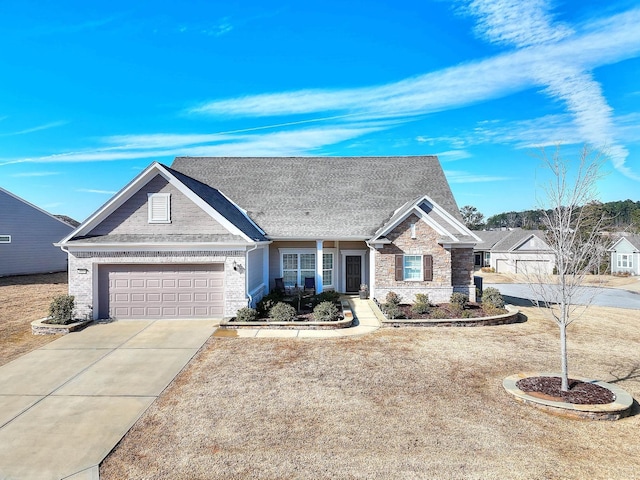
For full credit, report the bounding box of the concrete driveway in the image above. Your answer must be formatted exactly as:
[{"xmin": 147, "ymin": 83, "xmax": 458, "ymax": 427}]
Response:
[
  {"xmin": 486, "ymin": 283, "xmax": 640, "ymax": 310},
  {"xmin": 0, "ymin": 319, "xmax": 217, "ymax": 480}
]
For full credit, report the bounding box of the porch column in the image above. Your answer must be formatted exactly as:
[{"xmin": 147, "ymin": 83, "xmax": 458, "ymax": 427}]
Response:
[
  {"xmin": 316, "ymin": 240, "xmax": 323, "ymax": 294},
  {"xmin": 368, "ymin": 245, "xmax": 376, "ymax": 299}
]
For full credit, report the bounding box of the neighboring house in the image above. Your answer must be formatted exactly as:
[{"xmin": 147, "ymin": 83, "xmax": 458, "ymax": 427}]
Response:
[
  {"xmin": 473, "ymin": 228, "xmax": 555, "ymax": 275},
  {"xmin": 608, "ymin": 234, "xmax": 640, "ymax": 275},
  {"xmin": 0, "ymin": 187, "xmax": 75, "ymax": 276},
  {"xmin": 58, "ymin": 157, "xmax": 479, "ymax": 320}
]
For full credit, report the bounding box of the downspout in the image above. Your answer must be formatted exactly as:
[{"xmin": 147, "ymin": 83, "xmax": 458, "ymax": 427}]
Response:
[{"xmin": 245, "ymin": 243, "xmax": 259, "ymax": 308}]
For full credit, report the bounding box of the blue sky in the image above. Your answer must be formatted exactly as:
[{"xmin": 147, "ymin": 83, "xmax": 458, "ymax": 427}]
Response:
[{"xmin": 1, "ymin": 0, "xmax": 640, "ymax": 222}]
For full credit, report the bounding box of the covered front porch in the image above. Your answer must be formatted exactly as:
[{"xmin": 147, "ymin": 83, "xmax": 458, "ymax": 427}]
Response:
[{"xmin": 267, "ymin": 240, "xmax": 371, "ymax": 294}]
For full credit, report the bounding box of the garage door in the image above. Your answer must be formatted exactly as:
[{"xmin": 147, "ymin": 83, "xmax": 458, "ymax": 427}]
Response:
[
  {"xmin": 98, "ymin": 264, "xmax": 224, "ymax": 319},
  {"xmin": 515, "ymin": 260, "xmax": 552, "ymax": 275}
]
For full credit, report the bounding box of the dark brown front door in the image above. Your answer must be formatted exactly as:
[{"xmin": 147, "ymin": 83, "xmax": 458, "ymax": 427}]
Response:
[{"xmin": 345, "ymin": 256, "xmax": 361, "ymax": 292}]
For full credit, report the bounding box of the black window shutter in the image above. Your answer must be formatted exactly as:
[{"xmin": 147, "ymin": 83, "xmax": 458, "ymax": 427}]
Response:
[
  {"xmin": 423, "ymin": 255, "xmax": 433, "ymax": 281},
  {"xmin": 395, "ymin": 255, "xmax": 404, "ymax": 281}
]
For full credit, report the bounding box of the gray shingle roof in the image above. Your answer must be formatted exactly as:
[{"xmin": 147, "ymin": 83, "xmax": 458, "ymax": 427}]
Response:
[
  {"xmin": 170, "ymin": 156, "xmax": 461, "ymax": 239},
  {"xmin": 163, "ymin": 165, "xmax": 267, "ymax": 242},
  {"xmin": 472, "ymin": 229, "xmax": 550, "ymax": 252}
]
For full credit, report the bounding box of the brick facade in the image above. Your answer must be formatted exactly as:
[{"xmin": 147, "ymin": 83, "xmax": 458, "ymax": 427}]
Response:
[{"xmin": 374, "ymin": 214, "xmax": 475, "ymax": 303}]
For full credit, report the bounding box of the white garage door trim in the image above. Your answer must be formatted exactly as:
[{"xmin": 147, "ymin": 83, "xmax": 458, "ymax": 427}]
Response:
[{"xmin": 98, "ymin": 264, "xmax": 224, "ymax": 319}]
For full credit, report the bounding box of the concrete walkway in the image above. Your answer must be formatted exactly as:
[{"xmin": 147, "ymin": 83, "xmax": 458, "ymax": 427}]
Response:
[
  {"xmin": 223, "ymin": 297, "xmax": 383, "ymax": 338},
  {"xmin": 0, "ymin": 319, "xmax": 218, "ymax": 480}
]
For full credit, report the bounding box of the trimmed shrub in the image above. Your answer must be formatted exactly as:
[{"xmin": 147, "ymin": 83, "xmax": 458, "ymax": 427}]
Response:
[
  {"xmin": 313, "ymin": 301, "xmax": 340, "ymax": 322},
  {"xmin": 48, "ymin": 294, "xmax": 75, "ymax": 325},
  {"xmin": 385, "ymin": 291, "xmax": 401, "ymax": 306},
  {"xmin": 383, "ymin": 303, "xmax": 405, "ymax": 319},
  {"xmin": 481, "ymin": 266, "xmax": 495, "ymax": 273},
  {"xmin": 257, "ymin": 291, "xmax": 282, "ymax": 317},
  {"xmin": 429, "ymin": 307, "xmax": 449, "ymax": 319},
  {"xmin": 450, "ymin": 292, "xmax": 468, "ymax": 310},
  {"xmin": 235, "ymin": 307, "xmax": 258, "ymax": 322},
  {"xmin": 269, "ymin": 302, "xmax": 298, "ymax": 322},
  {"xmin": 481, "ymin": 287, "xmax": 505, "ymax": 309},
  {"xmin": 311, "ymin": 290, "xmax": 341, "ymax": 307},
  {"xmin": 411, "ymin": 293, "xmax": 430, "ymax": 314}
]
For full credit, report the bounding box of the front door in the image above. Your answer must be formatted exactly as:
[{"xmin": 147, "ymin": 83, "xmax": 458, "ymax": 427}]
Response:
[{"xmin": 345, "ymin": 256, "xmax": 361, "ymax": 293}]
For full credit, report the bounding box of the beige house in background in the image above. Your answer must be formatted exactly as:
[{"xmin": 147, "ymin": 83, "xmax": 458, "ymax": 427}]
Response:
[{"xmin": 473, "ymin": 228, "xmax": 555, "ymax": 275}]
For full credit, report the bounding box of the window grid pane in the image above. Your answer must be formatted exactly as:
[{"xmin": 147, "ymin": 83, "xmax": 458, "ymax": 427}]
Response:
[
  {"xmin": 283, "ymin": 254, "xmax": 298, "ymax": 270},
  {"xmin": 404, "ymin": 255, "xmax": 422, "ymax": 280},
  {"xmin": 300, "ymin": 254, "xmax": 315, "ymax": 270}
]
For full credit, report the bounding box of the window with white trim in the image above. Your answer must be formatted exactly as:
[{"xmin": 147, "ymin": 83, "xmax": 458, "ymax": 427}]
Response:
[
  {"xmin": 403, "ymin": 255, "xmax": 422, "ymax": 280},
  {"xmin": 148, "ymin": 193, "xmax": 171, "ymax": 223},
  {"xmin": 282, "ymin": 252, "xmax": 316, "ymax": 287},
  {"xmin": 322, "ymin": 253, "xmax": 334, "ymax": 287},
  {"xmin": 0, "ymin": 235, "xmax": 11, "ymax": 243},
  {"xmin": 617, "ymin": 253, "xmax": 632, "ymax": 269}
]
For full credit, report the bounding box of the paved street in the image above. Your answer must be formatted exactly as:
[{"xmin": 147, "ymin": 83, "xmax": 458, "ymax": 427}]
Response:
[{"xmin": 486, "ymin": 283, "xmax": 640, "ymax": 310}]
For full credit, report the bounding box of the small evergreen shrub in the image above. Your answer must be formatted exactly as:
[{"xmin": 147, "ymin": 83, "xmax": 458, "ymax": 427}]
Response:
[
  {"xmin": 311, "ymin": 290, "xmax": 340, "ymax": 307},
  {"xmin": 269, "ymin": 302, "xmax": 298, "ymax": 322},
  {"xmin": 313, "ymin": 301, "xmax": 340, "ymax": 322},
  {"xmin": 48, "ymin": 294, "xmax": 75, "ymax": 325},
  {"xmin": 429, "ymin": 307, "xmax": 449, "ymax": 319},
  {"xmin": 449, "ymin": 292, "xmax": 468, "ymax": 310},
  {"xmin": 235, "ymin": 307, "xmax": 258, "ymax": 322},
  {"xmin": 411, "ymin": 293, "xmax": 430, "ymax": 314},
  {"xmin": 481, "ymin": 287, "xmax": 505, "ymax": 309},
  {"xmin": 257, "ymin": 291, "xmax": 282, "ymax": 316},
  {"xmin": 385, "ymin": 291, "xmax": 401, "ymax": 306},
  {"xmin": 383, "ymin": 303, "xmax": 405, "ymax": 319}
]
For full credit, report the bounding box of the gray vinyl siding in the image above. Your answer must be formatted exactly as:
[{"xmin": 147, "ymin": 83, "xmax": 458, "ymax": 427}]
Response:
[
  {"xmin": 247, "ymin": 247, "xmax": 264, "ymax": 293},
  {"xmin": 0, "ymin": 190, "xmax": 73, "ymax": 276},
  {"xmin": 89, "ymin": 175, "xmax": 232, "ymax": 236}
]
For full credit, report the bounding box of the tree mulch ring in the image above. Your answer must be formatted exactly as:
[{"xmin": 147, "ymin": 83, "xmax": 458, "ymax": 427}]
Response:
[{"xmin": 516, "ymin": 376, "xmax": 615, "ymax": 405}]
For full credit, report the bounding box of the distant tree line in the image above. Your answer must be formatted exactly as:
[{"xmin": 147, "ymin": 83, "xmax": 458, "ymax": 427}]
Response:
[{"xmin": 467, "ymin": 199, "xmax": 640, "ymax": 232}]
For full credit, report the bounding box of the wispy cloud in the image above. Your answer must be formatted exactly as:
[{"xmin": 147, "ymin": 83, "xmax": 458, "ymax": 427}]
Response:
[
  {"xmin": 186, "ymin": 4, "xmax": 640, "ymax": 178},
  {"xmin": 77, "ymin": 188, "xmax": 118, "ymax": 195},
  {"xmin": 178, "ymin": 16, "xmax": 233, "ymax": 37},
  {"xmin": 435, "ymin": 150, "xmax": 472, "ymax": 161},
  {"xmin": 0, "ymin": 122, "xmax": 392, "ymax": 165},
  {"xmin": 0, "ymin": 121, "xmax": 67, "ymax": 137},
  {"xmin": 464, "ymin": 0, "xmax": 574, "ymax": 47},
  {"xmin": 464, "ymin": 0, "xmax": 638, "ymax": 179},
  {"xmin": 445, "ymin": 170, "xmax": 511, "ymax": 183}
]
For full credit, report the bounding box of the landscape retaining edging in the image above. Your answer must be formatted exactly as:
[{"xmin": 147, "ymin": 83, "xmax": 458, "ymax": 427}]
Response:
[
  {"xmin": 219, "ymin": 300, "xmax": 354, "ymax": 330},
  {"xmin": 503, "ymin": 372, "xmax": 634, "ymax": 421},
  {"xmin": 31, "ymin": 317, "xmax": 93, "ymax": 335},
  {"xmin": 378, "ymin": 304, "xmax": 520, "ymax": 327}
]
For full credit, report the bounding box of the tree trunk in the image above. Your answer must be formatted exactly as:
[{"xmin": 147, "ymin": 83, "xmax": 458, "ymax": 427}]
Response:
[{"xmin": 560, "ymin": 316, "xmax": 569, "ymax": 391}]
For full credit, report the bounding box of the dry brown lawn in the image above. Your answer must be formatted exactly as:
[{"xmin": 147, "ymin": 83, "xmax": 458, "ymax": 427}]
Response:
[
  {"xmin": 101, "ymin": 305, "xmax": 640, "ymax": 480},
  {"xmin": 0, "ymin": 272, "xmax": 67, "ymax": 366}
]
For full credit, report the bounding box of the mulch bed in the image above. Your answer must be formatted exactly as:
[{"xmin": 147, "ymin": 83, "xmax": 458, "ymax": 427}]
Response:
[
  {"xmin": 396, "ymin": 303, "xmax": 506, "ymax": 319},
  {"xmin": 516, "ymin": 376, "xmax": 615, "ymax": 404}
]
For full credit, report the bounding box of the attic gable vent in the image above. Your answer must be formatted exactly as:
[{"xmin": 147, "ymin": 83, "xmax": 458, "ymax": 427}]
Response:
[{"xmin": 148, "ymin": 193, "xmax": 171, "ymax": 223}]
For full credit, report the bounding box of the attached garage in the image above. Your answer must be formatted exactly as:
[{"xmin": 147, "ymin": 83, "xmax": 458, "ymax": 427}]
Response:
[{"xmin": 98, "ymin": 264, "xmax": 224, "ymax": 319}]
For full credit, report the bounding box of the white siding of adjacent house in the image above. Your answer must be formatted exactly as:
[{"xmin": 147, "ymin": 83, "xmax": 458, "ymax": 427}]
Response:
[{"xmin": 610, "ymin": 238, "xmax": 640, "ymax": 275}]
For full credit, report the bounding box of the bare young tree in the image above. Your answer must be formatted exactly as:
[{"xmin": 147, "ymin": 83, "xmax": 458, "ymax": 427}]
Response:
[{"xmin": 524, "ymin": 145, "xmax": 608, "ymax": 391}]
